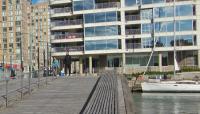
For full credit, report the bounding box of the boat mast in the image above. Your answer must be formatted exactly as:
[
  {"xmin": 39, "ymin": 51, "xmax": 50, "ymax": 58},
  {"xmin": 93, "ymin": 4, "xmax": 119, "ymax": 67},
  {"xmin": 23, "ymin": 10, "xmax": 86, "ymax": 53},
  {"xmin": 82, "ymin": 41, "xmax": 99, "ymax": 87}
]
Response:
[{"xmin": 173, "ymin": 0, "xmax": 176, "ymax": 77}]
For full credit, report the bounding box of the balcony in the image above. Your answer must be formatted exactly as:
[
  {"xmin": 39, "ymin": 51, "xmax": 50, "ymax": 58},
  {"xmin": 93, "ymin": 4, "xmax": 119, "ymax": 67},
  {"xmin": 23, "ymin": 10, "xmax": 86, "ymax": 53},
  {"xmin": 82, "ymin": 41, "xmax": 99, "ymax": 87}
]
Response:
[
  {"xmin": 50, "ymin": 0, "xmax": 71, "ymax": 5},
  {"xmin": 52, "ymin": 46, "xmax": 84, "ymax": 53},
  {"xmin": 52, "ymin": 33, "xmax": 83, "ymax": 40},
  {"xmin": 125, "ymin": 29, "xmax": 141, "ymax": 35},
  {"xmin": 51, "ymin": 7, "xmax": 71, "ymax": 14},
  {"xmin": 126, "ymin": 43, "xmax": 141, "ymax": 49},
  {"xmin": 51, "ymin": 20, "xmax": 83, "ymax": 30},
  {"xmin": 125, "ymin": 15, "xmax": 140, "ymax": 21},
  {"xmin": 95, "ymin": 2, "xmax": 120, "ymax": 9}
]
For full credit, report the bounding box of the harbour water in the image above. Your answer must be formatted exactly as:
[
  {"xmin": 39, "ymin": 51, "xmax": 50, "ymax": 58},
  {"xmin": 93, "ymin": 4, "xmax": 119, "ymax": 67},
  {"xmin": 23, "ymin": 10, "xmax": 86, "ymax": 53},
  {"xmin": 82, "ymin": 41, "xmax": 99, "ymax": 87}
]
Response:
[{"xmin": 133, "ymin": 93, "xmax": 200, "ymax": 114}]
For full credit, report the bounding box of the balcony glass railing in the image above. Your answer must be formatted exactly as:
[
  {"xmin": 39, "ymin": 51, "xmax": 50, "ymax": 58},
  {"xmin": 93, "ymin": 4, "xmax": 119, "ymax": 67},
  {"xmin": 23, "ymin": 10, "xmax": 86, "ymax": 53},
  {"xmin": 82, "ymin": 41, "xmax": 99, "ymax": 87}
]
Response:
[
  {"xmin": 125, "ymin": 14, "xmax": 140, "ymax": 21},
  {"xmin": 126, "ymin": 29, "xmax": 141, "ymax": 35},
  {"xmin": 52, "ymin": 46, "xmax": 84, "ymax": 52},
  {"xmin": 52, "ymin": 33, "xmax": 83, "ymax": 39},
  {"xmin": 51, "ymin": 7, "xmax": 72, "ymax": 14},
  {"xmin": 52, "ymin": 19, "xmax": 83, "ymax": 27},
  {"xmin": 95, "ymin": 2, "xmax": 120, "ymax": 9},
  {"xmin": 126, "ymin": 43, "xmax": 141, "ymax": 49}
]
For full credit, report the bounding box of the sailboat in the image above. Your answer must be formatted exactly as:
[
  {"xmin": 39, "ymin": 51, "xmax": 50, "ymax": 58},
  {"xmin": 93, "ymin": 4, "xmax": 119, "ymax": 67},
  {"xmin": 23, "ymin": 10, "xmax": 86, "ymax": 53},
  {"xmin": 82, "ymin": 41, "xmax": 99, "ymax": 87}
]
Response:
[
  {"xmin": 141, "ymin": 58, "xmax": 200, "ymax": 92},
  {"xmin": 141, "ymin": 0, "xmax": 200, "ymax": 92}
]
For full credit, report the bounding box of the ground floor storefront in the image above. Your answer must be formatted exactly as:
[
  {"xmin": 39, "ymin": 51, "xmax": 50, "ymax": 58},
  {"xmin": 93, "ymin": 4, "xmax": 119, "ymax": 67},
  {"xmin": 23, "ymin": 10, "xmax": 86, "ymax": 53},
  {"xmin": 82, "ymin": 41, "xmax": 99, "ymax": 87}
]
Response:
[{"xmin": 54, "ymin": 50, "xmax": 199, "ymax": 74}]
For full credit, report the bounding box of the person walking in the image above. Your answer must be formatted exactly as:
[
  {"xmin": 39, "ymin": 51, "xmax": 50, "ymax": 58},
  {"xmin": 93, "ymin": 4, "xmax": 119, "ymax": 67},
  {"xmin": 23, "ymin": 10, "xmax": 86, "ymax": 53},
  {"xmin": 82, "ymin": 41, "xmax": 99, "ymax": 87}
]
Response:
[
  {"xmin": 64, "ymin": 50, "xmax": 72, "ymax": 76},
  {"xmin": 52, "ymin": 57, "xmax": 59, "ymax": 78}
]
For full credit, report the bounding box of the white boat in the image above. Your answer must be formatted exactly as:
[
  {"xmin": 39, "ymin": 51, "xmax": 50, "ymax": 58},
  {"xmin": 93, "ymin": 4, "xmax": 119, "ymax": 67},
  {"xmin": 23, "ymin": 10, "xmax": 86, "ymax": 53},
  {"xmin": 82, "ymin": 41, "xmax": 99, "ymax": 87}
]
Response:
[{"xmin": 141, "ymin": 80, "xmax": 200, "ymax": 92}]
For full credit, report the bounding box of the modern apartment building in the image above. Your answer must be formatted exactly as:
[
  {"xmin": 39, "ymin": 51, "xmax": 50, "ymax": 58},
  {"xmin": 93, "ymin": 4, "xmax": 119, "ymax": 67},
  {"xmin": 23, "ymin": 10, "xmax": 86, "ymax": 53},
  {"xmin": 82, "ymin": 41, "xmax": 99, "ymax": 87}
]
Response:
[
  {"xmin": 31, "ymin": 3, "xmax": 49, "ymax": 70},
  {"xmin": 49, "ymin": 0, "xmax": 200, "ymax": 74},
  {"xmin": 0, "ymin": 0, "xmax": 31, "ymax": 71}
]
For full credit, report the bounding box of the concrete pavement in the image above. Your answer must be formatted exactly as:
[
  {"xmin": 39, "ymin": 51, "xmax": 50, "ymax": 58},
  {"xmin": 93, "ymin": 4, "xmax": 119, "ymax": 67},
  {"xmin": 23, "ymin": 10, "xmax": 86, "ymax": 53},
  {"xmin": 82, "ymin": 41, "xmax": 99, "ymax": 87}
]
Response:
[{"xmin": 1, "ymin": 76, "xmax": 98, "ymax": 114}]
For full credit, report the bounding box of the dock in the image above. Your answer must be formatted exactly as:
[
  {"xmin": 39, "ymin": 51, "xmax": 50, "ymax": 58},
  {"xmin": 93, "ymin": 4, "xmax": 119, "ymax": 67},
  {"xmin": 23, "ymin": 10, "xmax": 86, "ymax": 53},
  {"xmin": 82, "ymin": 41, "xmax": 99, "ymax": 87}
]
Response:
[{"xmin": 0, "ymin": 71, "xmax": 135, "ymax": 114}]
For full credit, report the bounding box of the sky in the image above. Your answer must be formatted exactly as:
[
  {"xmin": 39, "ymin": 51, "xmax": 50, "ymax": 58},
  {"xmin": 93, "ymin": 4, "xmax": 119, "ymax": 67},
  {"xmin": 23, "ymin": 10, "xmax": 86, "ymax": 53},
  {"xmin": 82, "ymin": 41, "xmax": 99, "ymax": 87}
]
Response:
[{"xmin": 32, "ymin": 0, "xmax": 47, "ymax": 4}]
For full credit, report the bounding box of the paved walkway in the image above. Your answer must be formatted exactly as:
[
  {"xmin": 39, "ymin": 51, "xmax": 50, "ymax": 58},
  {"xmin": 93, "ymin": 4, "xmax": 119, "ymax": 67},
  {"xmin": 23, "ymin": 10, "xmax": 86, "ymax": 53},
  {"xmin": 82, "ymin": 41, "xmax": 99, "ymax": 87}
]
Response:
[{"xmin": 1, "ymin": 76, "xmax": 97, "ymax": 114}]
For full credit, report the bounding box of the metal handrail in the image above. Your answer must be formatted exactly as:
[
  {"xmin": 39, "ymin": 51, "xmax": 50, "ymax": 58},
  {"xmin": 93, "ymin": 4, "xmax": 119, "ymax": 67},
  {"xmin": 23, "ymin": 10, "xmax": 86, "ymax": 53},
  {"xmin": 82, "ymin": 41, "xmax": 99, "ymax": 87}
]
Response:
[{"xmin": 52, "ymin": 33, "xmax": 83, "ymax": 40}]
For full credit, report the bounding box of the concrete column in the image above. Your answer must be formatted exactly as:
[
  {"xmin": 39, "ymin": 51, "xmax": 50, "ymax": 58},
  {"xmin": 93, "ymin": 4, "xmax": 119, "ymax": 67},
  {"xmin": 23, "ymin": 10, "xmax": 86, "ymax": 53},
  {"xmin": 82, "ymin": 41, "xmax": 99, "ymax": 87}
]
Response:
[
  {"xmin": 89, "ymin": 56, "xmax": 92, "ymax": 74},
  {"xmin": 159, "ymin": 53, "xmax": 162, "ymax": 72},
  {"xmin": 79, "ymin": 57, "xmax": 83, "ymax": 74}
]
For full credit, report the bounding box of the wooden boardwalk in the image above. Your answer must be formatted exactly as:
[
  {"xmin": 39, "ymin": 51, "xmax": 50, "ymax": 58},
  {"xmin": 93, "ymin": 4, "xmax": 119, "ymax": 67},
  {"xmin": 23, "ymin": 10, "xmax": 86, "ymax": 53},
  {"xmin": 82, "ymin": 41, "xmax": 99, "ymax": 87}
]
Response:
[{"xmin": 1, "ymin": 76, "xmax": 98, "ymax": 114}]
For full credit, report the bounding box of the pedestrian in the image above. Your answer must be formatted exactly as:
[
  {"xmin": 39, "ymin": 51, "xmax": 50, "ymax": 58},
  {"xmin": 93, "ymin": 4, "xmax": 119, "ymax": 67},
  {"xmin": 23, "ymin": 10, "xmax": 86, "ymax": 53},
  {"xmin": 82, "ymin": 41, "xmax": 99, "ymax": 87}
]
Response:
[
  {"xmin": 64, "ymin": 50, "xmax": 71, "ymax": 76},
  {"xmin": 52, "ymin": 57, "xmax": 59, "ymax": 78}
]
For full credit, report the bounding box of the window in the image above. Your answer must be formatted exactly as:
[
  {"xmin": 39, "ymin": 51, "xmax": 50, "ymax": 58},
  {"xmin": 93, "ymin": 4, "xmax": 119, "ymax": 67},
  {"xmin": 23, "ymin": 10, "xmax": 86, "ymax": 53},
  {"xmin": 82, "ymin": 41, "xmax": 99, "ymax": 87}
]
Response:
[
  {"xmin": 155, "ymin": 21, "xmax": 174, "ymax": 32},
  {"xmin": 141, "ymin": 9, "xmax": 152, "ymax": 20},
  {"xmin": 176, "ymin": 35, "xmax": 196, "ymax": 46},
  {"xmin": 176, "ymin": 5, "xmax": 193, "ymax": 16},
  {"xmin": 85, "ymin": 39, "xmax": 119, "ymax": 50},
  {"xmin": 154, "ymin": 6, "xmax": 173, "ymax": 18},
  {"xmin": 176, "ymin": 20, "xmax": 193, "ymax": 31},
  {"xmin": 125, "ymin": 0, "xmax": 137, "ymax": 7},
  {"xmin": 142, "ymin": 24, "xmax": 152, "ymax": 33},
  {"xmin": 84, "ymin": 12, "xmax": 117, "ymax": 23},
  {"xmin": 85, "ymin": 25, "xmax": 119, "ymax": 37},
  {"xmin": 142, "ymin": 38, "xmax": 153, "ymax": 48},
  {"xmin": 142, "ymin": 0, "xmax": 152, "ymax": 4}
]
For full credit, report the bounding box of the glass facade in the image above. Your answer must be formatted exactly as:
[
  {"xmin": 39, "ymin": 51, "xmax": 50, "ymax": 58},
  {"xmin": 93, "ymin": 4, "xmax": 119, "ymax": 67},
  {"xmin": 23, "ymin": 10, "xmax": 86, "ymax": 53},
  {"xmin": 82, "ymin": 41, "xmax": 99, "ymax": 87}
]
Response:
[
  {"xmin": 176, "ymin": 20, "xmax": 194, "ymax": 31},
  {"xmin": 125, "ymin": 0, "xmax": 138, "ymax": 7},
  {"xmin": 176, "ymin": 5, "xmax": 194, "ymax": 16},
  {"xmin": 73, "ymin": 0, "xmax": 94, "ymax": 11},
  {"xmin": 142, "ymin": 24, "xmax": 152, "ymax": 33},
  {"xmin": 126, "ymin": 55, "xmax": 159, "ymax": 66},
  {"xmin": 141, "ymin": 9, "xmax": 152, "ymax": 20},
  {"xmin": 154, "ymin": 6, "xmax": 174, "ymax": 18},
  {"xmin": 156, "ymin": 35, "xmax": 196, "ymax": 47},
  {"xmin": 85, "ymin": 25, "xmax": 119, "ymax": 37},
  {"xmin": 84, "ymin": 12, "xmax": 117, "ymax": 23},
  {"xmin": 155, "ymin": 21, "xmax": 174, "ymax": 32},
  {"xmin": 85, "ymin": 39, "xmax": 119, "ymax": 50},
  {"xmin": 142, "ymin": 38, "xmax": 153, "ymax": 48}
]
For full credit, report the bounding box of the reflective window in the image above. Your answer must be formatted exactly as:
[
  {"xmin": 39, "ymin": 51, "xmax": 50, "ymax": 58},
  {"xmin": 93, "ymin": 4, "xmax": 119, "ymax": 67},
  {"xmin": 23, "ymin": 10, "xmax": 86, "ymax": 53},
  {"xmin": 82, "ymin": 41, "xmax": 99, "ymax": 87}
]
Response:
[
  {"xmin": 85, "ymin": 39, "xmax": 119, "ymax": 50},
  {"xmin": 85, "ymin": 25, "xmax": 119, "ymax": 37},
  {"xmin": 85, "ymin": 27, "xmax": 95, "ymax": 37},
  {"xmin": 141, "ymin": 9, "xmax": 152, "ymax": 20},
  {"xmin": 106, "ymin": 12, "xmax": 117, "ymax": 22},
  {"xmin": 142, "ymin": 0, "xmax": 152, "ymax": 4},
  {"xmin": 95, "ymin": 13, "xmax": 106, "ymax": 23},
  {"xmin": 154, "ymin": 6, "xmax": 173, "ymax": 18},
  {"xmin": 156, "ymin": 35, "xmax": 196, "ymax": 47},
  {"xmin": 176, "ymin": 35, "xmax": 196, "ymax": 46},
  {"xmin": 73, "ymin": 0, "xmax": 94, "ymax": 11},
  {"xmin": 176, "ymin": 20, "xmax": 193, "ymax": 31},
  {"xmin": 156, "ymin": 36, "xmax": 174, "ymax": 47},
  {"xmin": 176, "ymin": 5, "xmax": 193, "ymax": 16},
  {"xmin": 73, "ymin": 1, "xmax": 84, "ymax": 11},
  {"xmin": 84, "ymin": 12, "xmax": 117, "ymax": 23},
  {"xmin": 84, "ymin": 14, "xmax": 95, "ymax": 23},
  {"xmin": 84, "ymin": 0, "xmax": 94, "ymax": 10},
  {"xmin": 142, "ymin": 24, "xmax": 152, "ymax": 34},
  {"xmin": 155, "ymin": 21, "xmax": 174, "ymax": 32},
  {"xmin": 142, "ymin": 38, "xmax": 153, "ymax": 48},
  {"xmin": 126, "ymin": 55, "xmax": 159, "ymax": 66},
  {"xmin": 125, "ymin": 0, "xmax": 137, "ymax": 7}
]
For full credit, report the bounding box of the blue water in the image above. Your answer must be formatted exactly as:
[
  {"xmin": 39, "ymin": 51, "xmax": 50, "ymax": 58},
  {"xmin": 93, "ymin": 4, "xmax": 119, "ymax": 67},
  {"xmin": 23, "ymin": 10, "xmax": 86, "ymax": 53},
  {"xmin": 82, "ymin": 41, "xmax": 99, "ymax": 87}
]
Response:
[{"xmin": 133, "ymin": 93, "xmax": 200, "ymax": 114}]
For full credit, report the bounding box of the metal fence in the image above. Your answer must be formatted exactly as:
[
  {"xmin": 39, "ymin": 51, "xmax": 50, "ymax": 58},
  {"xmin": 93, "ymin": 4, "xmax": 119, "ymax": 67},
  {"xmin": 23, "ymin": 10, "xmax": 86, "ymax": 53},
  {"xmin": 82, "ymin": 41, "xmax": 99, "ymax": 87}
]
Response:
[{"xmin": 0, "ymin": 70, "xmax": 56, "ymax": 108}]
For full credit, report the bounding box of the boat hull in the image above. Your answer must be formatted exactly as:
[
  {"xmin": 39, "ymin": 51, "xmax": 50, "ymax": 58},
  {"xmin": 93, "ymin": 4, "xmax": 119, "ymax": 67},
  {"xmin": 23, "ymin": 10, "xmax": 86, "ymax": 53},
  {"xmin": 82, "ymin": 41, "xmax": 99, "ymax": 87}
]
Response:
[{"xmin": 141, "ymin": 82, "xmax": 200, "ymax": 92}]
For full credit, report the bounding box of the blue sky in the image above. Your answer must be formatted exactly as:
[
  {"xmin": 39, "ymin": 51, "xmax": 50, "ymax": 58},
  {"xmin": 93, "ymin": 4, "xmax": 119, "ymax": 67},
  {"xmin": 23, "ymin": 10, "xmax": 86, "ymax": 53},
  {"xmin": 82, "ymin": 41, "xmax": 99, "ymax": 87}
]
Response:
[{"xmin": 32, "ymin": 0, "xmax": 47, "ymax": 4}]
